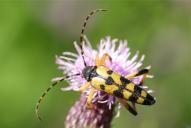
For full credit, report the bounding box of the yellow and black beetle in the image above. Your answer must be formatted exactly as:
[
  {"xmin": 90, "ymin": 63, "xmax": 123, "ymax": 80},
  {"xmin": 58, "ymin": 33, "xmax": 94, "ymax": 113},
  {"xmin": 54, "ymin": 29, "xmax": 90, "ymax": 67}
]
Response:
[{"xmin": 36, "ymin": 9, "xmax": 155, "ymax": 121}]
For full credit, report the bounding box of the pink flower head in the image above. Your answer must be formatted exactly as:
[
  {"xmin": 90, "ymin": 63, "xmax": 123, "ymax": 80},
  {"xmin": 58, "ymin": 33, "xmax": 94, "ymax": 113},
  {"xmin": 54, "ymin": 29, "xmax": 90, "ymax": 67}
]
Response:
[{"xmin": 54, "ymin": 36, "xmax": 153, "ymax": 127}]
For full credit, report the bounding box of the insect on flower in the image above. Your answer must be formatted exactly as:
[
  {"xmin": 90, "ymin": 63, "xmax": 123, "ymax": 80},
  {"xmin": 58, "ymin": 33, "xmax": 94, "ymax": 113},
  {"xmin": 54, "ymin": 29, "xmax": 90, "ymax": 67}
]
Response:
[{"xmin": 35, "ymin": 9, "xmax": 156, "ymax": 121}]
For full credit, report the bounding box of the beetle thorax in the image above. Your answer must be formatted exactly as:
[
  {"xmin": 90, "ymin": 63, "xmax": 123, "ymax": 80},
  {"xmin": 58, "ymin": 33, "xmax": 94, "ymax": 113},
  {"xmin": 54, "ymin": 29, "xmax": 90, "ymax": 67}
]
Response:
[{"xmin": 82, "ymin": 66, "xmax": 97, "ymax": 81}]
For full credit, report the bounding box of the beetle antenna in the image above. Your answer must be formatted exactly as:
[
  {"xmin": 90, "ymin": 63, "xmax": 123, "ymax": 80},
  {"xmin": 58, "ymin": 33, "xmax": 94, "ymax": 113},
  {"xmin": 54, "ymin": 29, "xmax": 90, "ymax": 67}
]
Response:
[
  {"xmin": 35, "ymin": 73, "xmax": 80, "ymax": 121},
  {"xmin": 79, "ymin": 9, "xmax": 108, "ymax": 67}
]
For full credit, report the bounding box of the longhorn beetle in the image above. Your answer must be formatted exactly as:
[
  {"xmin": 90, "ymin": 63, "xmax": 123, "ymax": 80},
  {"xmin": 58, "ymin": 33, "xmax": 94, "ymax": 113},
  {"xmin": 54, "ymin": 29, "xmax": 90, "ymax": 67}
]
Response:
[{"xmin": 35, "ymin": 9, "xmax": 155, "ymax": 121}]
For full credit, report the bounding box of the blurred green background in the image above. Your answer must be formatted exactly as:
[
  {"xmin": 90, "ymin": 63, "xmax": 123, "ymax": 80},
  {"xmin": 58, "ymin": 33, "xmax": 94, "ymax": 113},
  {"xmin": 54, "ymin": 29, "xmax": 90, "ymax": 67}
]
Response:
[{"xmin": 0, "ymin": 1, "xmax": 190, "ymax": 128}]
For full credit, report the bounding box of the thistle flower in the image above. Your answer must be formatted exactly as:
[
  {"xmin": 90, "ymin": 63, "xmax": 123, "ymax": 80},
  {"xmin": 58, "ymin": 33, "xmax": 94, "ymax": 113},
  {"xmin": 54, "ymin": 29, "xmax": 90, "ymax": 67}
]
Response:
[{"xmin": 53, "ymin": 36, "xmax": 152, "ymax": 128}]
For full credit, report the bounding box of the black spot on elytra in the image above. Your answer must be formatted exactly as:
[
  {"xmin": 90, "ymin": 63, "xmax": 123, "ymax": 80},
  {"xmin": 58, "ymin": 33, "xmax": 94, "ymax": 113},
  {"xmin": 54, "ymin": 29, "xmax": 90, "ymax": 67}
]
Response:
[
  {"xmin": 129, "ymin": 95, "xmax": 138, "ymax": 102},
  {"xmin": 107, "ymin": 70, "xmax": 113, "ymax": 75},
  {"xmin": 100, "ymin": 84, "xmax": 105, "ymax": 90},
  {"xmin": 113, "ymin": 90, "xmax": 123, "ymax": 98},
  {"xmin": 119, "ymin": 85, "xmax": 125, "ymax": 90},
  {"xmin": 134, "ymin": 86, "xmax": 142, "ymax": 96},
  {"xmin": 105, "ymin": 77, "xmax": 114, "ymax": 85},
  {"xmin": 120, "ymin": 76, "xmax": 130, "ymax": 85}
]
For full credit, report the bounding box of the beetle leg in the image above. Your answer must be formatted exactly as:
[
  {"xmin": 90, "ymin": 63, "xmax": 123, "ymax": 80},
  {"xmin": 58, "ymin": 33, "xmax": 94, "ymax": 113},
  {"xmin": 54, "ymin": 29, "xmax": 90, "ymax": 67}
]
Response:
[
  {"xmin": 126, "ymin": 69, "xmax": 149, "ymax": 86},
  {"xmin": 126, "ymin": 69, "xmax": 149, "ymax": 80},
  {"xmin": 87, "ymin": 88, "xmax": 95, "ymax": 108},
  {"xmin": 100, "ymin": 53, "xmax": 112, "ymax": 65},
  {"xmin": 79, "ymin": 82, "xmax": 90, "ymax": 93},
  {"xmin": 125, "ymin": 72, "xmax": 137, "ymax": 79},
  {"xmin": 139, "ymin": 71, "xmax": 148, "ymax": 85},
  {"xmin": 118, "ymin": 98, "xmax": 137, "ymax": 116},
  {"xmin": 95, "ymin": 54, "xmax": 100, "ymax": 66}
]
